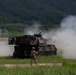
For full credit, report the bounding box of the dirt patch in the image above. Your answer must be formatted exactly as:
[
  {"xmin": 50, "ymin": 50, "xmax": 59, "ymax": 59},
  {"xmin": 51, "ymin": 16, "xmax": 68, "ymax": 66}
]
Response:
[
  {"xmin": 1, "ymin": 63, "xmax": 63, "ymax": 67},
  {"xmin": 0, "ymin": 38, "xmax": 8, "ymax": 41}
]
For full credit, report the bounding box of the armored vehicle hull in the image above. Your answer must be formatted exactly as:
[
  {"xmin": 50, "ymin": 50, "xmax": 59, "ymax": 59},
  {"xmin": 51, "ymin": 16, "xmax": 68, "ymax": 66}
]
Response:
[{"xmin": 8, "ymin": 33, "xmax": 57, "ymax": 58}]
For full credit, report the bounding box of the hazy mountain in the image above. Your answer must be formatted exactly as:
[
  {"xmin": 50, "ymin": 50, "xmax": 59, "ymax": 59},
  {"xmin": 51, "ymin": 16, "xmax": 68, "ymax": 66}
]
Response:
[{"xmin": 0, "ymin": 0, "xmax": 76, "ymax": 25}]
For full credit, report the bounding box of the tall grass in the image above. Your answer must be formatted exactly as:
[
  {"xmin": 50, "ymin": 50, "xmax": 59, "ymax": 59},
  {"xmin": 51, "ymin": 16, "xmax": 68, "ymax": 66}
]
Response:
[{"xmin": 0, "ymin": 65, "xmax": 76, "ymax": 75}]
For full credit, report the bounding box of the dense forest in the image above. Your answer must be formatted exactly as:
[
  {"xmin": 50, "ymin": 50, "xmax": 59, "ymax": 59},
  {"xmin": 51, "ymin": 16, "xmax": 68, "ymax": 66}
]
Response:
[{"xmin": 0, "ymin": 0, "xmax": 76, "ymax": 36}]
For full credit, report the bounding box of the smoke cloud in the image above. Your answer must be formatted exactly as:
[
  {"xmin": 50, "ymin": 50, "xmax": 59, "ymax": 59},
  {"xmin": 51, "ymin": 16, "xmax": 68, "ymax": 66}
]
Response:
[
  {"xmin": 24, "ymin": 24, "xmax": 42, "ymax": 35},
  {"xmin": 0, "ymin": 28, "xmax": 13, "ymax": 56},
  {"xmin": 0, "ymin": 15, "xmax": 76, "ymax": 59},
  {"xmin": 0, "ymin": 41, "xmax": 14, "ymax": 56},
  {"xmin": 25, "ymin": 15, "xmax": 76, "ymax": 59},
  {"xmin": 50, "ymin": 15, "xmax": 76, "ymax": 59}
]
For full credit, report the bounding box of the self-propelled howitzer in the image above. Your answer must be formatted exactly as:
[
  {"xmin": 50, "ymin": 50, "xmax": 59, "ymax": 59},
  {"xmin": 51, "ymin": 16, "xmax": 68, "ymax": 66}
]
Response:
[{"xmin": 8, "ymin": 33, "xmax": 57, "ymax": 58}]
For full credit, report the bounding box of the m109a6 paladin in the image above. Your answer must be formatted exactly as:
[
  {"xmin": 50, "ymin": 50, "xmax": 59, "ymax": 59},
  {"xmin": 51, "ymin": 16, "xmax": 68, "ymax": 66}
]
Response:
[{"xmin": 8, "ymin": 33, "xmax": 57, "ymax": 58}]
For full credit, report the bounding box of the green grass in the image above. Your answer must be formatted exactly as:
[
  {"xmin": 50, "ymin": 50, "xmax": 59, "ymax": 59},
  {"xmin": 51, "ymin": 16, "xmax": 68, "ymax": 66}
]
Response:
[
  {"xmin": 0, "ymin": 55, "xmax": 76, "ymax": 75},
  {"xmin": 0, "ymin": 65, "xmax": 76, "ymax": 75},
  {"xmin": 0, "ymin": 55, "xmax": 76, "ymax": 64}
]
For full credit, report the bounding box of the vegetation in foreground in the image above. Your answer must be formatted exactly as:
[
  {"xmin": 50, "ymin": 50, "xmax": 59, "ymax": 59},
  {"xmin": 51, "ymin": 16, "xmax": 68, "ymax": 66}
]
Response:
[
  {"xmin": 0, "ymin": 56, "xmax": 76, "ymax": 75},
  {"xmin": 0, "ymin": 55, "xmax": 76, "ymax": 64},
  {"xmin": 0, "ymin": 64, "xmax": 76, "ymax": 75}
]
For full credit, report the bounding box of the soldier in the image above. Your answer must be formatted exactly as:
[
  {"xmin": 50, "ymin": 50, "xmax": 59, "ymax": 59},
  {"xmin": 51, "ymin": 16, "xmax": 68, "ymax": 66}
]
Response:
[{"xmin": 30, "ymin": 47, "xmax": 37, "ymax": 66}]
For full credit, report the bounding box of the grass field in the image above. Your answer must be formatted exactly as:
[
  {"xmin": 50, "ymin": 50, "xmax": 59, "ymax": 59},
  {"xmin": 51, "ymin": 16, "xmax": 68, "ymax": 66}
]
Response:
[
  {"xmin": 0, "ymin": 65, "xmax": 76, "ymax": 75},
  {"xmin": 0, "ymin": 55, "xmax": 76, "ymax": 64},
  {"xmin": 0, "ymin": 55, "xmax": 76, "ymax": 75}
]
